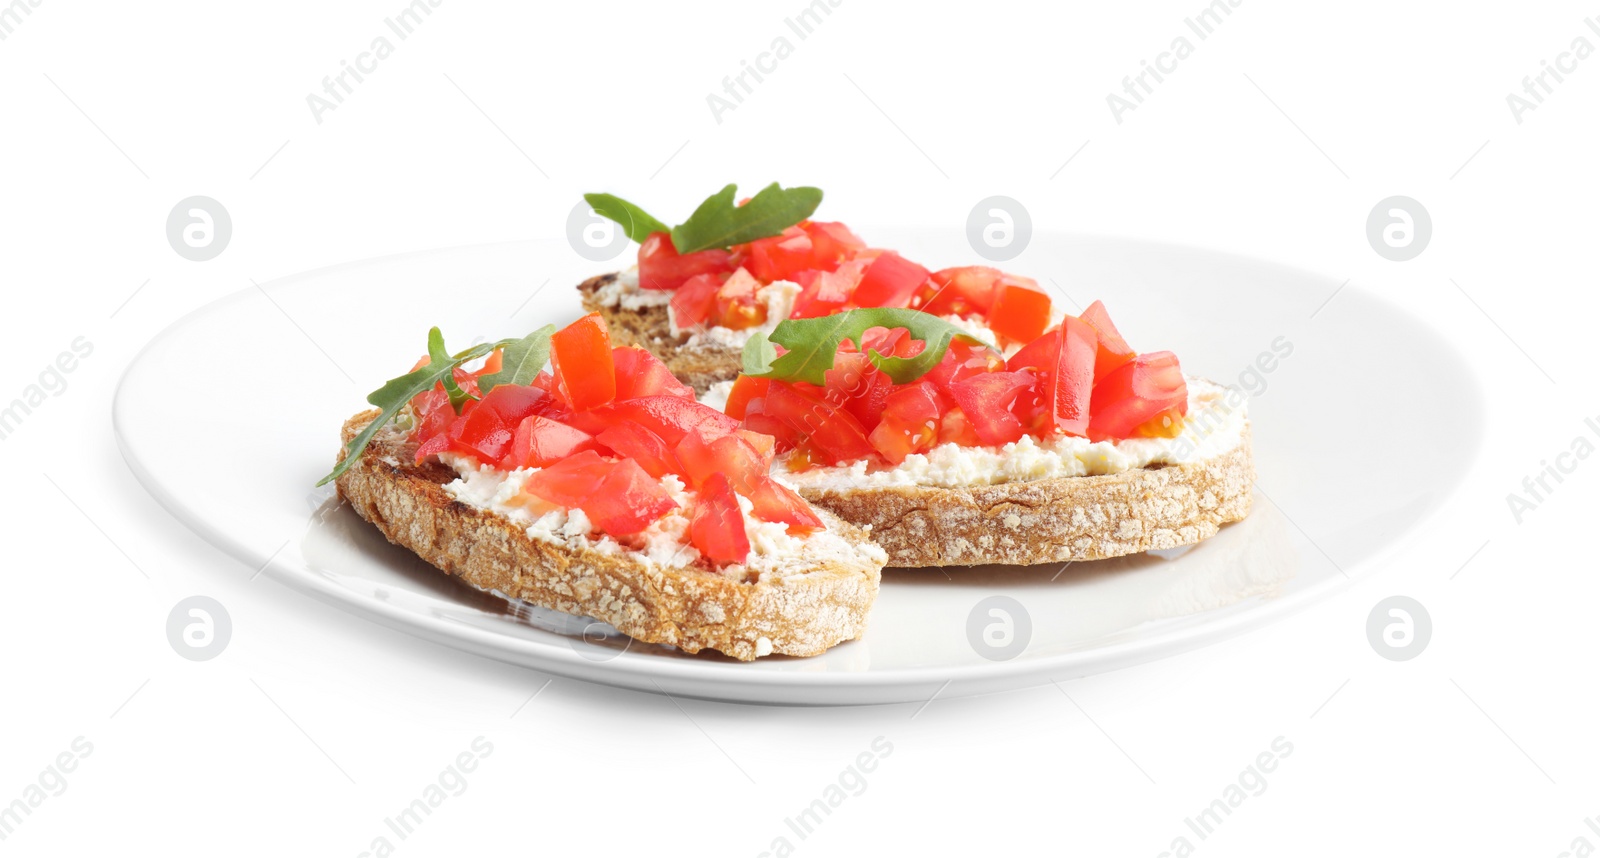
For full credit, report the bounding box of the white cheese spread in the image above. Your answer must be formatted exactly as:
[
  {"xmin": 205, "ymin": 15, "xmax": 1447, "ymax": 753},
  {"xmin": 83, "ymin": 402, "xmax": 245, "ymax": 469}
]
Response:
[{"xmin": 437, "ymin": 454, "xmax": 882, "ymax": 579}]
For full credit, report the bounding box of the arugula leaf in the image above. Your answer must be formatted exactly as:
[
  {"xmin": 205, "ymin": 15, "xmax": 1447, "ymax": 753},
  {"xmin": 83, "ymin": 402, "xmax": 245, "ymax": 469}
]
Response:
[
  {"xmin": 317, "ymin": 328, "xmax": 525, "ymax": 487},
  {"xmin": 583, "ymin": 193, "xmax": 670, "ymax": 244},
  {"xmin": 427, "ymin": 328, "xmax": 475, "ymax": 412},
  {"xmin": 742, "ymin": 308, "xmax": 994, "ymax": 386},
  {"xmin": 479, "ymin": 324, "xmax": 556, "ymax": 393},
  {"xmin": 670, "ymin": 183, "xmax": 823, "ymax": 254}
]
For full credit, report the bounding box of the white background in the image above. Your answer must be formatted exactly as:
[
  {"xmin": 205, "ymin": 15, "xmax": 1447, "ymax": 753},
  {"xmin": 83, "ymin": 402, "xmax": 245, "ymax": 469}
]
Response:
[{"xmin": 2, "ymin": 0, "xmax": 1597, "ymax": 854}]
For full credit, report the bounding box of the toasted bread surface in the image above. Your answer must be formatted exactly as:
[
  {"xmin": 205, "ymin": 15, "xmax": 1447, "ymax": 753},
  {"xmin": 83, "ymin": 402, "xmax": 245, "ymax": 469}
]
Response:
[
  {"xmin": 578, "ymin": 273, "xmax": 742, "ymax": 394},
  {"xmin": 334, "ymin": 410, "xmax": 884, "ymax": 660},
  {"xmin": 795, "ymin": 428, "xmax": 1255, "ymax": 567}
]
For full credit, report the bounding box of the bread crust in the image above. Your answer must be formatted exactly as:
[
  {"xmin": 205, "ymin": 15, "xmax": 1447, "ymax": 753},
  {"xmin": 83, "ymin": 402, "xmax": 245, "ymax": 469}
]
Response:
[
  {"xmin": 334, "ymin": 410, "xmax": 884, "ymax": 660},
  {"xmin": 796, "ymin": 428, "xmax": 1255, "ymax": 567},
  {"xmin": 578, "ymin": 273, "xmax": 742, "ymax": 393}
]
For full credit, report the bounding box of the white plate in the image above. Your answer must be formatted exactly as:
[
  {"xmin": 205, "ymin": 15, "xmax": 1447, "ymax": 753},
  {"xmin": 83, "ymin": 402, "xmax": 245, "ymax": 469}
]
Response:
[{"xmin": 114, "ymin": 232, "xmax": 1483, "ymax": 705}]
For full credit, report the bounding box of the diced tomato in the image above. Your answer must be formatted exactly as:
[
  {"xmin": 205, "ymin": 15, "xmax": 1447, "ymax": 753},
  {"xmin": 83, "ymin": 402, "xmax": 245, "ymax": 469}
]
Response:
[
  {"xmin": 1080, "ymin": 300, "xmax": 1137, "ymax": 382},
  {"xmin": 723, "ymin": 375, "xmax": 770, "ymax": 420},
  {"xmin": 550, "ymin": 312, "xmax": 615, "ymax": 411},
  {"xmin": 523, "ymin": 450, "xmax": 615, "ymax": 509},
  {"xmin": 501, "ymin": 414, "xmax": 599, "ymax": 469},
  {"xmin": 747, "ymin": 476, "xmax": 824, "ymax": 533},
  {"xmin": 413, "ymin": 431, "xmax": 451, "ymax": 464},
  {"xmin": 1134, "ymin": 406, "xmax": 1187, "ymax": 438},
  {"xmin": 764, "ymin": 382, "xmax": 876, "ymax": 465},
  {"xmin": 920, "ymin": 266, "xmax": 1001, "ymax": 317},
  {"xmin": 582, "ymin": 458, "xmax": 678, "ymax": 538},
  {"xmin": 443, "ymin": 402, "xmax": 514, "ymax": 462},
  {"xmin": 670, "ymin": 272, "xmax": 724, "ymax": 331},
  {"xmin": 690, "ymin": 473, "xmax": 750, "ymax": 565},
  {"xmin": 411, "ymin": 388, "xmax": 452, "ymax": 442},
  {"xmin": 925, "ymin": 339, "xmax": 1005, "ymax": 395},
  {"xmin": 850, "ymin": 252, "xmax": 930, "ymax": 309},
  {"xmin": 822, "ymin": 351, "xmax": 892, "ymax": 430},
  {"xmin": 801, "ymin": 221, "xmax": 866, "ymax": 268},
  {"xmin": 937, "ymin": 407, "xmax": 982, "ymax": 447},
  {"xmin": 715, "ymin": 268, "xmax": 767, "ymax": 330},
  {"xmin": 949, "ymin": 371, "xmax": 1034, "ymax": 446},
  {"xmin": 741, "ymin": 411, "xmax": 798, "ymax": 452},
  {"xmin": 555, "ymin": 403, "xmax": 617, "ymax": 437},
  {"xmin": 676, "ymin": 431, "xmax": 768, "ymax": 492},
  {"xmin": 613, "ymin": 396, "xmax": 740, "ymax": 447},
  {"xmin": 860, "ymin": 326, "xmax": 924, "ymax": 360},
  {"xmin": 987, "ymin": 276, "xmax": 1052, "ymax": 344},
  {"xmin": 612, "ymin": 346, "xmax": 694, "ymax": 401},
  {"xmin": 742, "ymin": 227, "xmax": 815, "ymax": 283},
  {"xmin": 479, "ymin": 349, "xmax": 503, "ymax": 377},
  {"xmin": 867, "ymin": 383, "xmax": 941, "ymax": 464},
  {"xmin": 736, "ymin": 429, "xmax": 776, "ymax": 462},
  {"xmin": 1088, "ymin": 351, "xmax": 1188, "ymax": 441},
  {"xmin": 1009, "ymin": 316, "xmax": 1096, "ymax": 437},
  {"xmin": 593, "ymin": 421, "xmax": 677, "ymax": 478},
  {"xmin": 792, "ymin": 261, "xmax": 864, "ymax": 318},
  {"xmin": 638, "ymin": 232, "xmax": 734, "ymax": 291},
  {"xmin": 477, "ymin": 383, "xmax": 553, "ymax": 427}
]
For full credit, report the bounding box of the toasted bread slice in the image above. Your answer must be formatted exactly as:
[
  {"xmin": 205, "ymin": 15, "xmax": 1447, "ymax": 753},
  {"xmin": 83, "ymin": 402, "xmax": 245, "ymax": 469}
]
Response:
[
  {"xmin": 334, "ymin": 410, "xmax": 886, "ymax": 660},
  {"xmin": 791, "ymin": 426, "xmax": 1254, "ymax": 567},
  {"xmin": 579, "ymin": 272, "xmax": 741, "ymax": 394}
]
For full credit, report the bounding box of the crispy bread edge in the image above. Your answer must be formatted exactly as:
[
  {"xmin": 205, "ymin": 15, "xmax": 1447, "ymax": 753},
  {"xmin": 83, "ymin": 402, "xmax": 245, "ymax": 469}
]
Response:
[
  {"xmin": 333, "ymin": 410, "xmax": 883, "ymax": 660},
  {"xmin": 798, "ymin": 427, "xmax": 1255, "ymax": 567}
]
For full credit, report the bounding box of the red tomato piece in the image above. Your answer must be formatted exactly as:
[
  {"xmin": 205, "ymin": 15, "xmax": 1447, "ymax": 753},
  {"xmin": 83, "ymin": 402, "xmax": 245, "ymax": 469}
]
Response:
[
  {"xmin": 670, "ymin": 272, "xmax": 724, "ymax": 331},
  {"xmin": 742, "ymin": 227, "xmax": 815, "ymax": 283},
  {"xmin": 1088, "ymin": 351, "xmax": 1188, "ymax": 441},
  {"xmin": 802, "ymin": 221, "xmax": 866, "ymax": 269},
  {"xmin": 723, "ymin": 375, "xmax": 770, "ymax": 420},
  {"xmin": 792, "ymin": 261, "xmax": 865, "ymax": 319},
  {"xmin": 1134, "ymin": 406, "xmax": 1187, "ymax": 438},
  {"xmin": 690, "ymin": 473, "xmax": 750, "ymax": 565},
  {"xmin": 1079, "ymin": 300, "xmax": 1136, "ymax": 381},
  {"xmin": 715, "ymin": 268, "xmax": 767, "ymax": 330},
  {"xmin": 443, "ymin": 402, "xmax": 514, "ymax": 462},
  {"xmin": 868, "ymin": 383, "xmax": 941, "ymax": 464},
  {"xmin": 949, "ymin": 371, "xmax": 1034, "ymax": 446},
  {"xmin": 741, "ymin": 411, "xmax": 798, "ymax": 452},
  {"xmin": 550, "ymin": 313, "xmax": 616, "ymax": 411},
  {"xmin": 850, "ymin": 252, "xmax": 931, "ymax": 309},
  {"xmin": 764, "ymin": 382, "xmax": 876, "ymax": 465},
  {"xmin": 987, "ymin": 277, "xmax": 1052, "ymax": 344},
  {"xmin": 593, "ymin": 421, "xmax": 677, "ymax": 478},
  {"xmin": 479, "ymin": 349, "xmax": 503, "ymax": 377},
  {"xmin": 523, "ymin": 450, "xmax": 615, "ymax": 509},
  {"xmin": 613, "ymin": 396, "xmax": 740, "ymax": 447},
  {"xmin": 612, "ymin": 346, "xmax": 694, "ymax": 401},
  {"xmin": 638, "ymin": 232, "xmax": 734, "ymax": 291},
  {"xmin": 411, "ymin": 388, "xmax": 452, "ymax": 441},
  {"xmin": 675, "ymin": 431, "xmax": 769, "ymax": 492},
  {"xmin": 747, "ymin": 476, "xmax": 824, "ymax": 533},
  {"xmin": 737, "ymin": 429, "xmax": 777, "ymax": 462},
  {"xmin": 478, "ymin": 383, "xmax": 553, "ymax": 427},
  {"xmin": 822, "ymin": 351, "xmax": 893, "ymax": 430},
  {"xmin": 501, "ymin": 414, "xmax": 599, "ymax": 470},
  {"xmin": 413, "ymin": 431, "xmax": 451, "ymax": 464},
  {"xmin": 921, "ymin": 266, "xmax": 1001, "ymax": 317},
  {"xmin": 1009, "ymin": 316, "xmax": 1096, "ymax": 437},
  {"xmin": 937, "ymin": 407, "xmax": 983, "ymax": 447},
  {"xmin": 925, "ymin": 339, "xmax": 1006, "ymax": 395},
  {"xmin": 860, "ymin": 326, "xmax": 924, "ymax": 359},
  {"xmin": 582, "ymin": 458, "xmax": 677, "ymax": 538}
]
